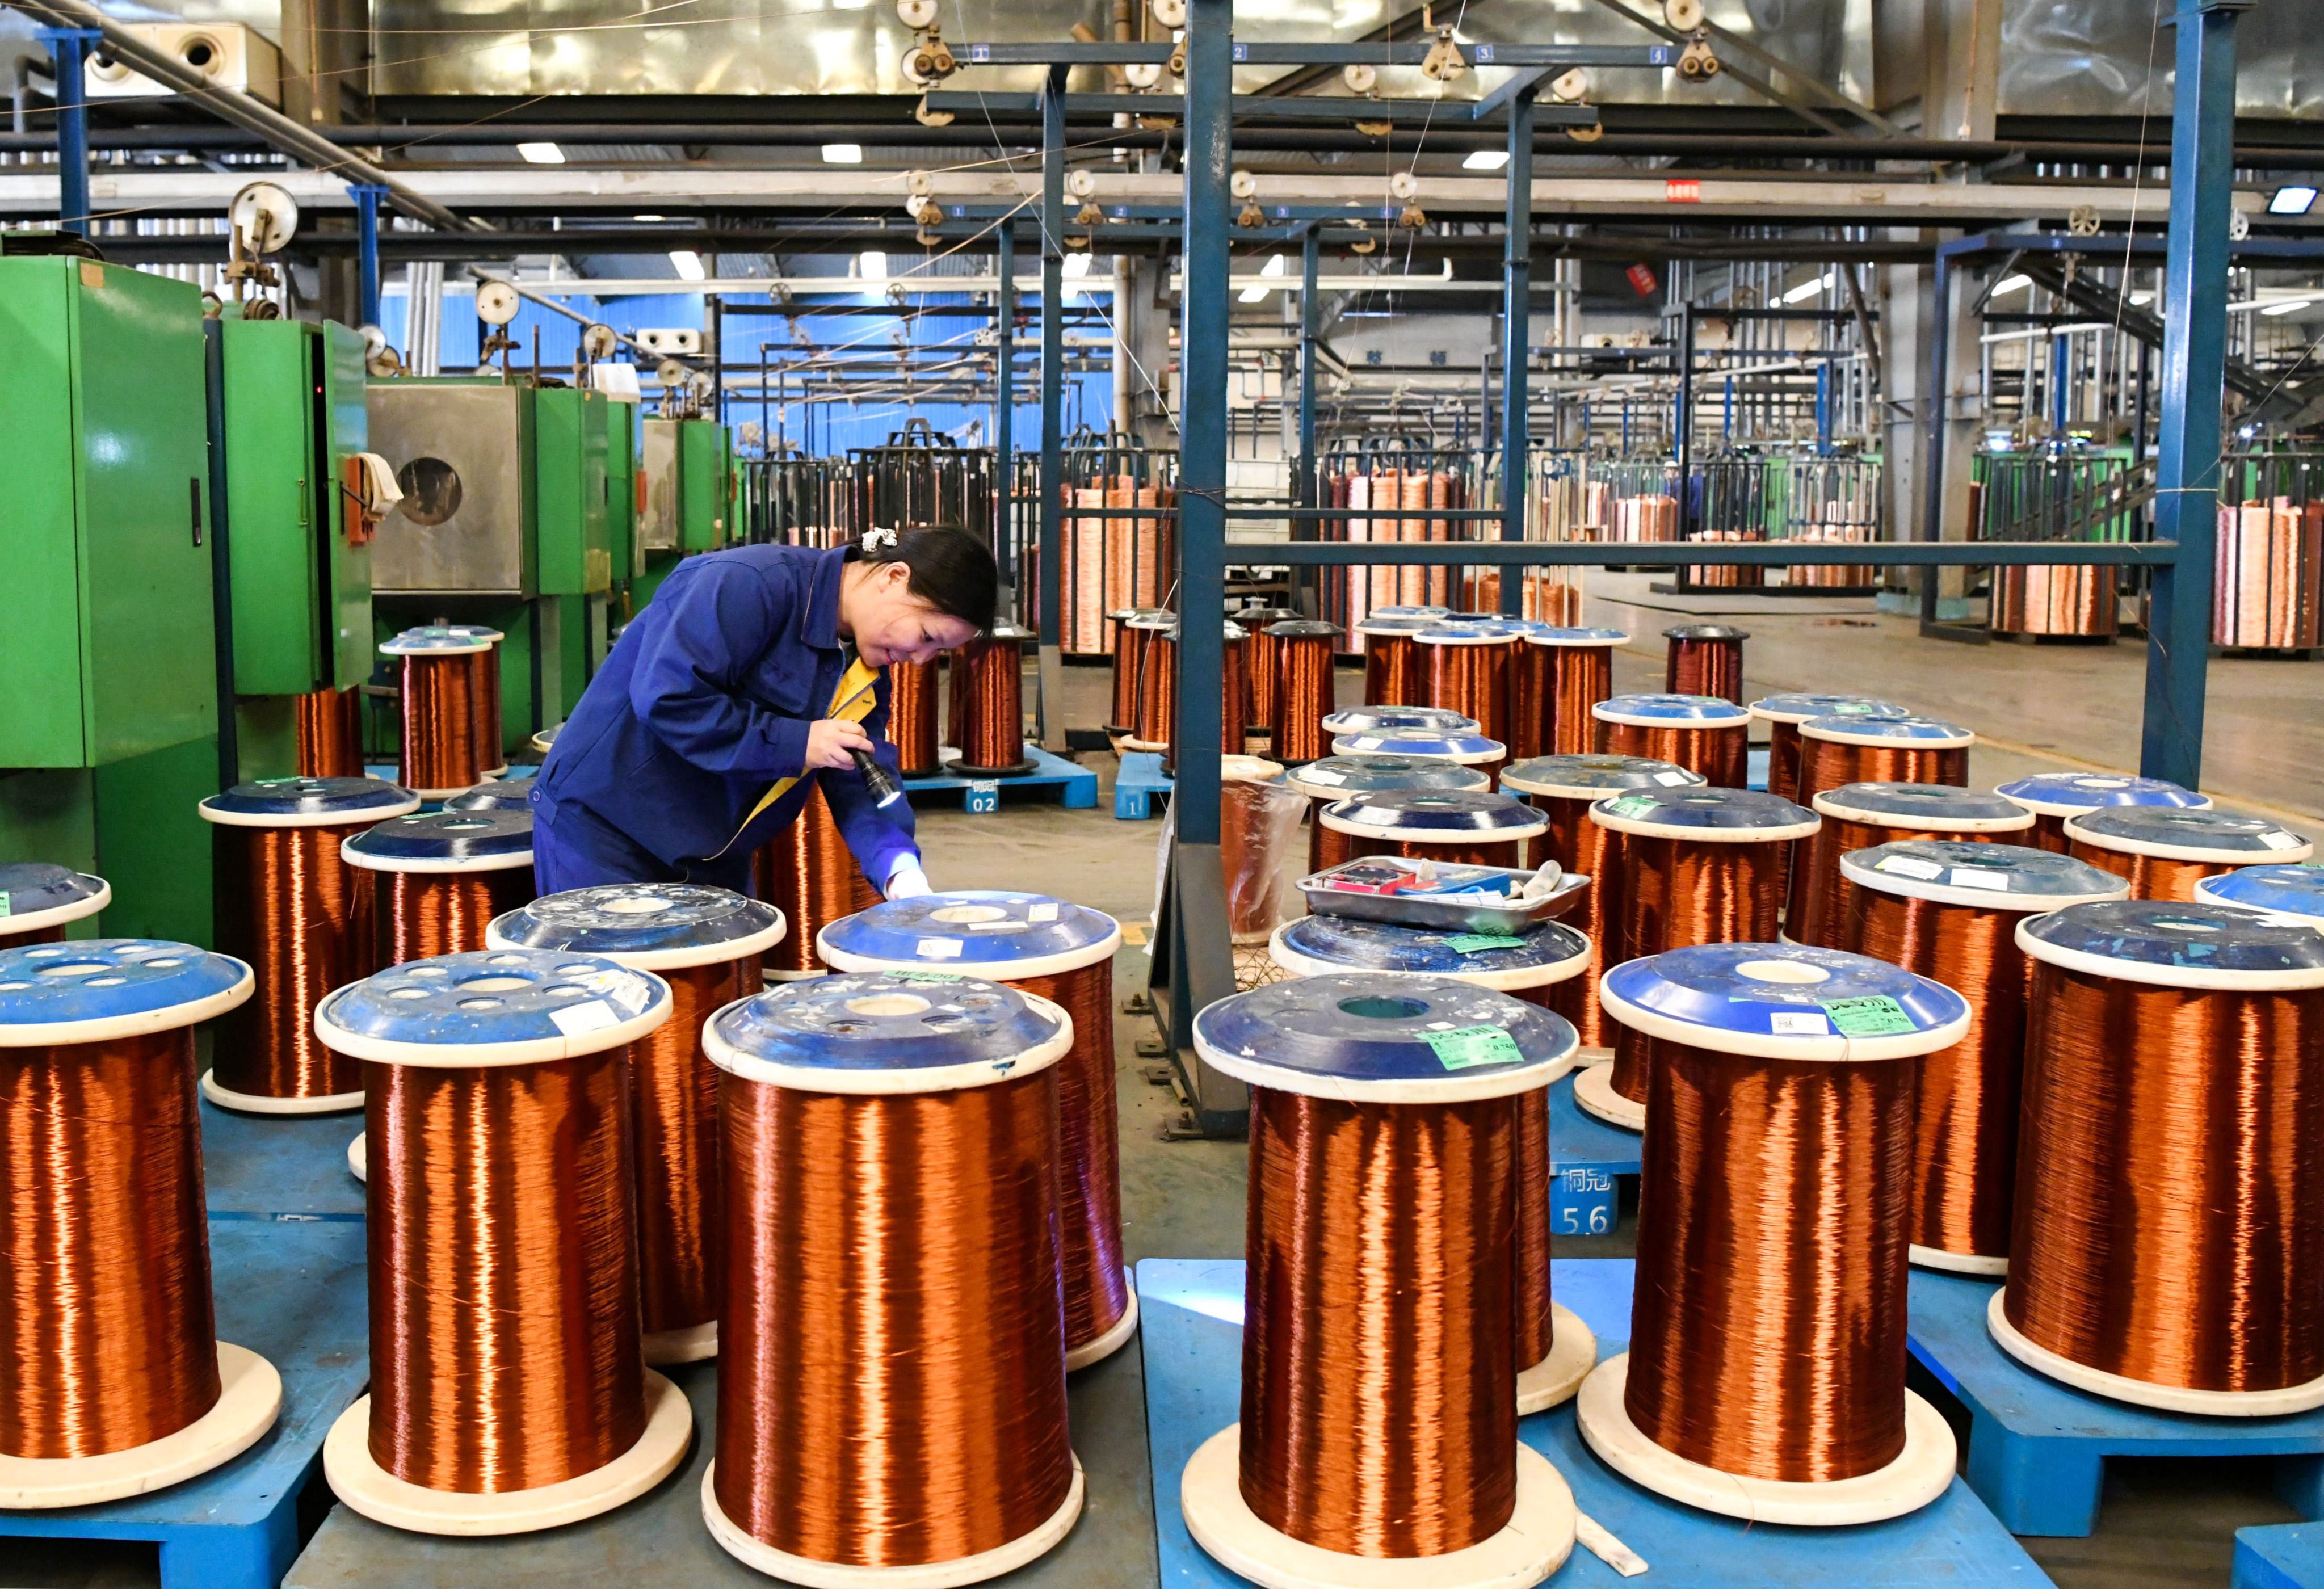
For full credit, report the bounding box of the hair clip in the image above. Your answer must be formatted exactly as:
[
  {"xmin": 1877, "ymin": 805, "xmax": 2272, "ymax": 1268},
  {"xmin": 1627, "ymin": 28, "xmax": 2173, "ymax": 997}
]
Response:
[{"xmin": 862, "ymin": 526, "xmax": 900, "ymax": 552}]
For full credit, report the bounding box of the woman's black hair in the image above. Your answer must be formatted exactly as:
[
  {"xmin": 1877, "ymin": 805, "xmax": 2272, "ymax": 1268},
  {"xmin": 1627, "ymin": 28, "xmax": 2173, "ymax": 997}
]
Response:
[{"xmin": 852, "ymin": 523, "xmax": 999, "ymax": 628}]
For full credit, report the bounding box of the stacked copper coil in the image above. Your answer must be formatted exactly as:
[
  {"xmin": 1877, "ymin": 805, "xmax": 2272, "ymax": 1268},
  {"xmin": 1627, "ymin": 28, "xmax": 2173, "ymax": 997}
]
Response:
[
  {"xmin": 1794, "ymin": 716, "xmax": 1973, "ymax": 809},
  {"xmin": 384, "ymin": 629, "xmax": 493, "ymax": 798},
  {"xmin": 1609, "ymin": 494, "xmax": 1680, "ymax": 541},
  {"xmin": 2062, "ymin": 806, "xmax": 2315, "ymax": 900},
  {"xmin": 1680, "ymin": 531, "xmax": 1764, "ymax": 591},
  {"xmin": 1238, "ymin": 607, "xmax": 1302, "ymax": 751},
  {"xmin": 1267, "ymin": 619, "xmax": 1343, "ymax": 764},
  {"xmin": 1592, "ymin": 696, "xmax": 1751, "ymax": 789},
  {"xmin": 1993, "ymin": 565, "xmax": 2118, "ymax": 638},
  {"xmin": 756, "ymin": 781, "xmax": 882, "ymax": 980},
  {"xmin": 1787, "ymin": 524, "xmax": 1878, "ymax": 588},
  {"xmin": 947, "ymin": 623, "xmax": 1036, "ymax": 777},
  {"xmin": 885, "ymin": 658, "xmax": 942, "ymax": 776},
  {"xmin": 1525, "ymin": 630, "xmax": 1625, "ymax": 758},
  {"xmin": 1787, "ymin": 784, "xmax": 2032, "ymax": 951},
  {"xmin": 1356, "ymin": 617, "xmax": 1430, "ymax": 707},
  {"xmin": 1747, "ymin": 695, "xmax": 1908, "ymax": 805},
  {"xmin": 1832, "ymin": 840, "xmax": 2128, "ymax": 1275},
  {"xmin": 2214, "ymin": 498, "xmax": 2324, "ymax": 649},
  {"xmin": 1418, "ymin": 627, "xmax": 1518, "ymax": 749},
  {"xmin": 295, "ymin": 686, "xmax": 366, "ymax": 777},
  {"xmin": 2001, "ymin": 902, "xmax": 2324, "ymax": 1413},
  {"xmin": 1661, "ymin": 624, "xmax": 1747, "ymax": 704}
]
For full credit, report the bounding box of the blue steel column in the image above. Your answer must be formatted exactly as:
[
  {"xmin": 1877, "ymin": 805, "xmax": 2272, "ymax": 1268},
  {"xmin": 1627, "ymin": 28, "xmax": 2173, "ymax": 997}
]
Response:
[
  {"xmin": 39, "ymin": 30, "xmax": 99, "ymax": 237},
  {"xmin": 1497, "ymin": 86, "xmax": 1534, "ymax": 615},
  {"xmin": 1037, "ymin": 65, "xmax": 1067, "ymax": 747},
  {"xmin": 995, "ymin": 218, "xmax": 1017, "ymax": 601},
  {"xmin": 347, "ymin": 183, "xmax": 389, "ymax": 327},
  {"xmin": 2139, "ymin": 0, "xmax": 2243, "ymax": 787},
  {"xmin": 1296, "ymin": 224, "xmax": 1319, "ymax": 611},
  {"xmin": 1918, "ymin": 247, "xmax": 1955, "ymax": 627},
  {"xmin": 1177, "ymin": 0, "xmax": 1230, "ymax": 843}
]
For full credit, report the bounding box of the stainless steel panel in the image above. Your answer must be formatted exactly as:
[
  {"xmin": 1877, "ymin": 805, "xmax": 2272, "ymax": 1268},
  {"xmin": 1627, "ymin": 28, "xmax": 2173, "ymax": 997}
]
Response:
[
  {"xmin": 368, "ymin": 382, "xmax": 533, "ymax": 596},
  {"xmin": 640, "ymin": 417, "xmax": 679, "ymax": 552}
]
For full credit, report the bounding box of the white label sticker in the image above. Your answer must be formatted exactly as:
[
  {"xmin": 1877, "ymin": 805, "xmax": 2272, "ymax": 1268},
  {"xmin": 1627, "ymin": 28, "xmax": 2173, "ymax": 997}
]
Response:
[
  {"xmin": 1875, "ymin": 854, "xmax": 1945, "ymax": 881},
  {"xmin": 549, "ymin": 999, "xmax": 619, "ymax": 1037},
  {"xmin": 2262, "ymin": 831, "xmax": 2304, "ymax": 850},
  {"xmin": 916, "ymin": 938, "xmax": 964, "ymax": 959},
  {"xmin": 1354, "ymin": 806, "xmax": 1402, "ymax": 826},
  {"xmin": 1028, "ymin": 902, "xmax": 1059, "ymax": 923},
  {"xmin": 1769, "ymin": 1011, "xmax": 1832, "ymax": 1037},
  {"xmin": 1950, "ymin": 867, "xmax": 2010, "ymax": 891},
  {"xmin": 1302, "ymin": 767, "xmax": 1347, "ymax": 785},
  {"xmin": 1653, "ymin": 771, "xmax": 1690, "ymax": 786},
  {"xmin": 1350, "ymin": 737, "xmax": 1382, "ymax": 750}
]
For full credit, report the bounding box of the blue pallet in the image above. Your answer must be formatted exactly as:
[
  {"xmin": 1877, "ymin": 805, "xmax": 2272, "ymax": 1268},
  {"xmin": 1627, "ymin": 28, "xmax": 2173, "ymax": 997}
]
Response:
[
  {"xmin": 2239, "ymin": 1523, "xmax": 2324, "ymax": 1589},
  {"xmin": 1115, "ymin": 750, "xmax": 1172, "ymax": 819},
  {"xmin": 200, "ymin": 1097, "xmax": 365, "ymax": 1222},
  {"xmin": 1138, "ymin": 1256, "xmax": 2048, "ymax": 1587},
  {"xmin": 902, "ymin": 746, "xmax": 1098, "ymax": 814},
  {"xmin": 0, "ymin": 1217, "xmax": 370, "ymax": 1589},
  {"xmin": 1908, "ymin": 1269, "xmax": 2324, "ymax": 1537},
  {"xmin": 1548, "ymin": 1069, "xmax": 1642, "ymax": 1239}
]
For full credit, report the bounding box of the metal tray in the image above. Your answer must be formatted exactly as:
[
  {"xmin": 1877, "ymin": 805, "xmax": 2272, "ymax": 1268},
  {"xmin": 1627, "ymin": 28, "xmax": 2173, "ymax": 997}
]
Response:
[{"xmin": 1297, "ymin": 857, "xmax": 1591, "ymax": 935}]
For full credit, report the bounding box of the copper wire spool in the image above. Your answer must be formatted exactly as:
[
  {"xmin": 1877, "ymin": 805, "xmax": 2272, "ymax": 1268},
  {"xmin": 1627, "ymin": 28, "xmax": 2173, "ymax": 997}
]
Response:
[
  {"xmin": 1107, "ymin": 609, "xmax": 1149, "ymax": 733},
  {"xmin": 1220, "ymin": 624, "xmax": 1250, "ymax": 759},
  {"xmin": 295, "ymin": 686, "xmax": 367, "ymax": 778},
  {"xmin": 1183, "ymin": 974, "xmax": 1578, "ymax": 1577},
  {"xmin": 1418, "ymin": 627, "xmax": 1517, "ymax": 747},
  {"xmin": 1358, "ymin": 618, "xmax": 1429, "ymax": 707},
  {"xmin": 2214, "ymin": 497, "xmax": 2324, "ymax": 648},
  {"xmin": 1262, "ymin": 918, "xmax": 1599, "ymax": 1416},
  {"xmin": 1287, "ymin": 750, "xmax": 1490, "ymax": 875},
  {"xmin": 1582, "ymin": 942, "xmax": 1964, "ymax": 1520},
  {"xmin": 1593, "ymin": 695, "xmax": 1751, "ymax": 789},
  {"xmin": 1795, "ymin": 716, "xmax": 1973, "ymax": 807},
  {"xmin": 1525, "ymin": 629, "xmax": 1627, "ymax": 758},
  {"xmin": 344, "ymin": 809, "xmax": 539, "ymax": 967},
  {"xmin": 882, "ymin": 657, "xmax": 942, "ymax": 776},
  {"xmin": 1318, "ymin": 789, "xmax": 1548, "ymax": 875},
  {"xmin": 1128, "ymin": 619, "xmax": 1179, "ymax": 751},
  {"xmin": 1993, "ymin": 564, "xmax": 2117, "ymax": 638},
  {"xmin": 755, "ymin": 780, "xmax": 882, "ymax": 980},
  {"xmin": 817, "ymin": 896, "xmax": 1134, "ymax": 1369},
  {"xmin": 0, "ymin": 863, "xmax": 109, "ymax": 951},
  {"xmin": 1268, "ymin": 620, "xmax": 1343, "ymax": 764},
  {"xmin": 2062, "ymin": 806, "xmax": 2314, "ymax": 901},
  {"xmin": 1581, "ymin": 789, "xmax": 1814, "ymax": 1128},
  {"xmin": 318, "ymin": 949, "xmax": 693, "ymax": 1530},
  {"xmin": 949, "ymin": 623, "xmax": 1036, "ymax": 777},
  {"xmin": 1239, "ymin": 607, "xmax": 1301, "ymax": 742},
  {"xmin": 200, "ymin": 777, "xmax": 418, "ymax": 1113},
  {"xmin": 2000, "ymin": 902, "xmax": 2324, "ymax": 1411},
  {"xmin": 1787, "ymin": 784, "xmax": 2031, "ymax": 952},
  {"xmin": 1993, "ymin": 774, "xmax": 2213, "ymax": 854},
  {"xmin": 1220, "ymin": 759, "xmax": 1298, "ymax": 943},
  {"xmin": 703, "ymin": 973, "xmax": 1081, "ymax": 1579},
  {"xmin": 1661, "ymin": 623, "xmax": 1748, "ymax": 705},
  {"xmin": 1833, "ymin": 841, "xmax": 2127, "ymax": 1274},
  {"xmin": 487, "ymin": 884, "xmax": 788, "ymax": 1366},
  {"xmin": 447, "ymin": 625, "xmax": 508, "ymax": 777},
  {"xmin": 1501, "ymin": 754, "xmax": 1704, "ymax": 1055},
  {"xmin": 1746, "ymin": 695, "xmax": 1907, "ymax": 805},
  {"xmin": 383, "ymin": 628, "xmax": 493, "ymax": 799},
  {"xmin": 0, "ymin": 939, "xmax": 281, "ymax": 1504}
]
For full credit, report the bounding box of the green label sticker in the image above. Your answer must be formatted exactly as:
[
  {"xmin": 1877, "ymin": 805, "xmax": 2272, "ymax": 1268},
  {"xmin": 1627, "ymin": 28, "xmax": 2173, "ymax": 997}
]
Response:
[
  {"xmin": 1443, "ymin": 934, "xmax": 1524, "ymax": 955},
  {"xmin": 1425, "ymin": 1024, "xmax": 1523, "ymax": 1070},
  {"xmin": 892, "ymin": 970, "xmax": 963, "ymax": 984},
  {"xmin": 0, "ymin": 893, "xmax": 10, "ymax": 919},
  {"xmin": 1604, "ymin": 795, "xmax": 1657, "ymax": 818},
  {"xmin": 1819, "ymin": 995, "xmax": 1916, "ymax": 1037}
]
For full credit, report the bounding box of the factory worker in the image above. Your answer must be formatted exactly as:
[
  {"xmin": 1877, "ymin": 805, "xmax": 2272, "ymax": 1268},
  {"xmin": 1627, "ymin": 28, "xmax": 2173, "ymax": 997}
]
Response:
[{"xmin": 529, "ymin": 523, "xmax": 994, "ymax": 899}]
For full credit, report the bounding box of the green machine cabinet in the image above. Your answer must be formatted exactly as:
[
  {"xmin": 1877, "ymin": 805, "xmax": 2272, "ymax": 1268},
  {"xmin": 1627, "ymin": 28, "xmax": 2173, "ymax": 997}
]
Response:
[
  {"xmin": 606, "ymin": 396, "xmax": 641, "ymax": 599},
  {"xmin": 536, "ymin": 385, "xmax": 612, "ymax": 598},
  {"xmin": 0, "ymin": 255, "xmax": 218, "ymax": 944},
  {"xmin": 678, "ymin": 418, "xmax": 731, "ymax": 552}
]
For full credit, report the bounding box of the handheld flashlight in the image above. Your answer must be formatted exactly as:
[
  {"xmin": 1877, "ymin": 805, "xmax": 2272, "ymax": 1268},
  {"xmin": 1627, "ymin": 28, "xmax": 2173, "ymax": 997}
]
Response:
[{"xmin": 851, "ymin": 746, "xmax": 905, "ymax": 809}]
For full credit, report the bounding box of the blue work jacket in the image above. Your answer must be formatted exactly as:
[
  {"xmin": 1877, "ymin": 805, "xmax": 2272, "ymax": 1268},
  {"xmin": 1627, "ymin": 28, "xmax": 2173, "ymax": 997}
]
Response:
[{"xmin": 530, "ymin": 543, "xmax": 917, "ymax": 889}]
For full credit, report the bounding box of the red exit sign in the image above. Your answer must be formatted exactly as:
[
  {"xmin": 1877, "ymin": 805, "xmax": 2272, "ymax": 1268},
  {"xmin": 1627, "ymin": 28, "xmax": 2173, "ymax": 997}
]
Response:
[{"xmin": 1666, "ymin": 179, "xmax": 1703, "ymax": 203}]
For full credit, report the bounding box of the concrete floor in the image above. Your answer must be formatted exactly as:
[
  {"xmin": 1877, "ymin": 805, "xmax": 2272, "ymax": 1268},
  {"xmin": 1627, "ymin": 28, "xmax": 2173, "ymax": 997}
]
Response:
[{"xmin": 14, "ymin": 581, "xmax": 2317, "ymax": 1588}]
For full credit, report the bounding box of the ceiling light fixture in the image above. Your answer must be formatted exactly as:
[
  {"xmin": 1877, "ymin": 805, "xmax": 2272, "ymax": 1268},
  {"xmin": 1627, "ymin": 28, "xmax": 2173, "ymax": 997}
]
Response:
[
  {"xmin": 1462, "ymin": 149, "xmax": 1510, "ymax": 171},
  {"xmin": 1992, "ymin": 274, "xmax": 2033, "ymax": 295},
  {"xmin": 669, "ymin": 250, "xmax": 707, "ymax": 281},
  {"xmin": 2268, "ymin": 186, "xmax": 2318, "ymax": 216},
  {"xmin": 516, "ymin": 142, "xmax": 564, "ymax": 165},
  {"xmin": 823, "ymin": 143, "xmax": 865, "ymax": 165},
  {"xmin": 1780, "ymin": 270, "xmax": 1835, "ymax": 305}
]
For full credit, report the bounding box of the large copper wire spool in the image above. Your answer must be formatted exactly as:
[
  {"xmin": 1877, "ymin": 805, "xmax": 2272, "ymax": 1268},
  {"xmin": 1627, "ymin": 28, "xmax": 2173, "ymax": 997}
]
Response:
[
  {"xmin": 1238, "ymin": 606, "xmax": 1302, "ymax": 746},
  {"xmin": 1795, "ymin": 716, "xmax": 1973, "ymax": 808},
  {"xmin": 0, "ymin": 863, "xmax": 108, "ymax": 951},
  {"xmin": 755, "ymin": 779, "xmax": 882, "ymax": 981},
  {"xmin": 949, "ymin": 623, "xmax": 1037, "ymax": 778},
  {"xmin": 1578, "ymin": 789, "xmax": 1816, "ymax": 1131},
  {"xmin": 383, "ymin": 628, "xmax": 493, "ymax": 799},
  {"xmin": 2062, "ymin": 806, "xmax": 2314, "ymax": 901},
  {"xmin": 1262, "ymin": 920, "xmax": 1599, "ymax": 1416},
  {"xmin": 702, "ymin": 973, "xmax": 1081, "ymax": 1579},
  {"xmin": 1581, "ymin": 942, "xmax": 1964, "ymax": 1521},
  {"xmin": 1998, "ymin": 902, "xmax": 2324, "ymax": 1412},
  {"xmin": 0, "ymin": 939, "xmax": 281, "ymax": 1505},
  {"xmin": 1357, "ymin": 617, "xmax": 1430, "ymax": 707},
  {"xmin": 1501, "ymin": 754, "xmax": 1704, "ymax": 1056},
  {"xmin": 1746, "ymin": 695, "xmax": 1909, "ymax": 805},
  {"xmin": 1833, "ymin": 841, "xmax": 2127, "ymax": 1275},
  {"xmin": 1520, "ymin": 630, "xmax": 1627, "ymax": 760},
  {"xmin": 1183, "ymin": 974, "xmax": 1579, "ymax": 1579},
  {"xmin": 1418, "ymin": 626, "xmax": 1518, "ymax": 748},
  {"xmin": 817, "ymin": 896, "xmax": 1134, "ymax": 1369},
  {"xmin": 2215, "ymin": 497, "xmax": 2324, "ymax": 648},
  {"xmin": 1219, "ymin": 623, "xmax": 1250, "ymax": 760},
  {"xmin": 343, "ymin": 809, "xmax": 539, "ymax": 967},
  {"xmin": 1592, "ymin": 695, "xmax": 1751, "ymax": 789},
  {"xmin": 1993, "ymin": 565, "xmax": 2118, "ymax": 638},
  {"xmin": 1993, "ymin": 772, "xmax": 2213, "ymax": 853},
  {"xmin": 1126, "ymin": 616, "xmax": 1179, "ymax": 753},
  {"xmin": 1787, "ymin": 784, "xmax": 2031, "ymax": 952},
  {"xmin": 1268, "ymin": 619, "xmax": 1344, "ymax": 764},
  {"xmin": 1285, "ymin": 755, "xmax": 1489, "ymax": 876},
  {"xmin": 1318, "ymin": 789, "xmax": 1547, "ymax": 873},
  {"xmin": 488, "ymin": 885, "xmax": 788, "ymax": 1367},
  {"xmin": 1107, "ymin": 608, "xmax": 1156, "ymax": 734},
  {"xmin": 200, "ymin": 777, "xmax": 419, "ymax": 1113},
  {"xmin": 1661, "ymin": 623, "xmax": 1747, "ymax": 704},
  {"xmin": 447, "ymin": 624, "xmax": 508, "ymax": 777},
  {"xmin": 295, "ymin": 685, "xmax": 367, "ymax": 778},
  {"xmin": 886, "ymin": 658, "xmax": 942, "ymax": 776},
  {"xmin": 318, "ymin": 949, "xmax": 692, "ymax": 1531}
]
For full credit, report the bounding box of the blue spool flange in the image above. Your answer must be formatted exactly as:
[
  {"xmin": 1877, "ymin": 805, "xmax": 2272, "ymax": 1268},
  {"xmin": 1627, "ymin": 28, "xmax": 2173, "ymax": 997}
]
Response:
[
  {"xmin": 1270, "ymin": 914, "xmax": 1590, "ymax": 995},
  {"xmin": 704, "ymin": 970, "xmax": 1073, "ymax": 1094},
  {"xmin": 1319, "ymin": 705, "xmax": 1480, "ymax": 737},
  {"xmin": 314, "ymin": 947, "xmax": 669, "ymax": 1066},
  {"xmin": 1995, "ymin": 771, "xmax": 2211, "ymax": 818},
  {"xmin": 342, "ymin": 809, "xmax": 535, "ymax": 874},
  {"xmin": 1525, "ymin": 627, "xmax": 1630, "ymax": 649},
  {"xmin": 1746, "ymin": 692, "xmax": 1910, "ymax": 726},
  {"xmin": 1840, "ymin": 839, "xmax": 2128, "ymax": 912},
  {"xmin": 488, "ymin": 883, "xmax": 788, "ymax": 970},
  {"xmin": 1591, "ymin": 693, "xmax": 1751, "ymax": 729},
  {"xmin": 2061, "ymin": 805, "xmax": 2313, "ymax": 865},
  {"xmin": 0, "ymin": 939, "xmax": 253, "ymax": 1046},
  {"xmin": 1588, "ymin": 786, "xmax": 1818, "ymax": 843},
  {"xmin": 199, "ymin": 776, "xmax": 419, "ymax": 829},
  {"xmin": 2018, "ymin": 898, "xmax": 2324, "ymax": 992},
  {"xmin": 1812, "ymin": 781, "xmax": 2034, "ymax": 835},
  {"xmin": 817, "ymin": 892, "xmax": 1120, "ymax": 981},
  {"xmin": 0, "ymin": 863, "xmax": 111, "ymax": 937},
  {"xmin": 1285, "ymin": 755, "xmax": 1490, "ymax": 802},
  {"xmin": 1598, "ymin": 941, "xmax": 1972, "ymax": 1062},
  {"xmin": 1501, "ymin": 754, "xmax": 1703, "ymax": 801},
  {"xmin": 1800, "ymin": 714, "xmax": 1975, "ymax": 750},
  {"xmin": 1328, "ymin": 729, "xmax": 1504, "ymax": 766},
  {"xmin": 379, "ymin": 625, "xmax": 492, "ymax": 658},
  {"xmin": 2195, "ymin": 864, "xmax": 2324, "ymax": 924},
  {"xmin": 1318, "ymin": 789, "xmax": 1548, "ymax": 845}
]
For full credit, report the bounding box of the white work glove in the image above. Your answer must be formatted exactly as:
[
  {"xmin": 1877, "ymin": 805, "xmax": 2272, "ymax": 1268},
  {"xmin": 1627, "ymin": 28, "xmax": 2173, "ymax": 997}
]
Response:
[{"xmin": 885, "ymin": 857, "xmax": 933, "ymax": 899}]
